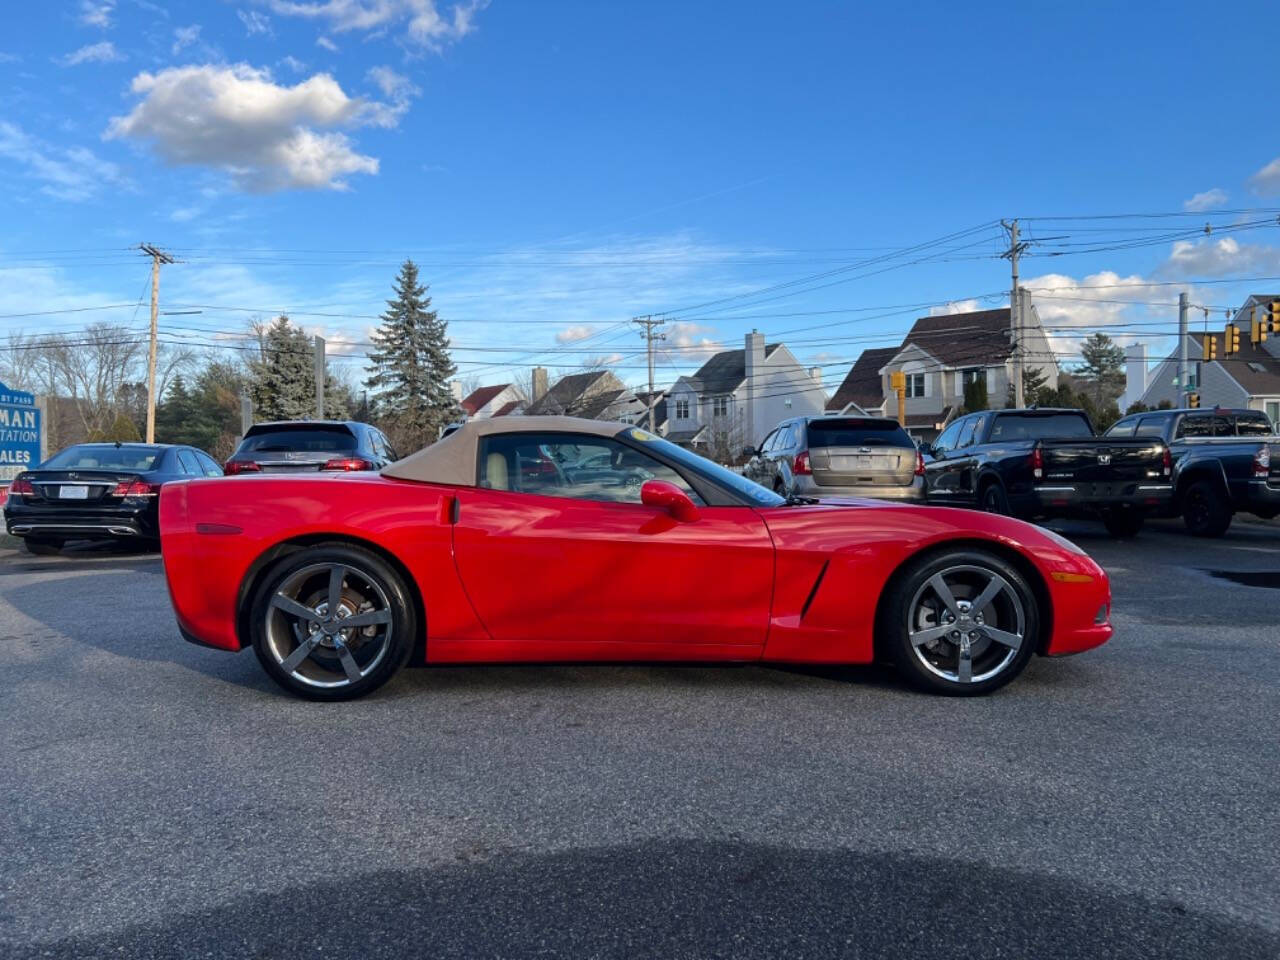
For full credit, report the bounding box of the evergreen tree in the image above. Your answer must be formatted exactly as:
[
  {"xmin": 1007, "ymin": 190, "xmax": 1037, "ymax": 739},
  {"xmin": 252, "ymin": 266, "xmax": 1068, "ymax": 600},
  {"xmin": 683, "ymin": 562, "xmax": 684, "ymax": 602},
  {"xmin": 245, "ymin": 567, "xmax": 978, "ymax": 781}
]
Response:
[
  {"xmin": 961, "ymin": 377, "xmax": 988, "ymax": 414},
  {"xmin": 1076, "ymin": 333, "xmax": 1126, "ymax": 407},
  {"xmin": 1008, "ymin": 366, "xmax": 1051, "ymax": 407},
  {"xmin": 365, "ymin": 260, "xmax": 458, "ymax": 447},
  {"xmin": 248, "ymin": 316, "xmax": 315, "ymax": 422}
]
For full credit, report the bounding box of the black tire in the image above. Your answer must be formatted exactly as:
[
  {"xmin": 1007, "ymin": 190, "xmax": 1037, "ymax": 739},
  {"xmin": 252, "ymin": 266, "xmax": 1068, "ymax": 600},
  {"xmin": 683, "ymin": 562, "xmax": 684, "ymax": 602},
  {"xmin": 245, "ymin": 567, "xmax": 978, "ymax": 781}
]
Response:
[
  {"xmin": 979, "ymin": 480, "xmax": 1010, "ymax": 515},
  {"xmin": 23, "ymin": 537, "xmax": 64, "ymax": 556},
  {"xmin": 1102, "ymin": 509, "xmax": 1145, "ymax": 539},
  {"xmin": 1181, "ymin": 480, "xmax": 1232, "ymax": 538},
  {"xmin": 879, "ymin": 548, "xmax": 1040, "ymax": 696},
  {"xmin": 250, "ymin": 543, "xmax": 417, "ymax": 701}
]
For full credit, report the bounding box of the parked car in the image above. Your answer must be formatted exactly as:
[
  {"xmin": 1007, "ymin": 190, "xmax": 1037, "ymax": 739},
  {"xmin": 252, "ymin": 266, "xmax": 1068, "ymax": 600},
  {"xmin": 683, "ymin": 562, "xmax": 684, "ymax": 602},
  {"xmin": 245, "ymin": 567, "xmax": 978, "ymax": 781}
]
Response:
[
  {"xmin": 1105, "ymin": 407, "xmax": 1280, "ymax": 537},
  {"xmin": 743, "ymin": 415, "xmax": 925, "ymax": 501},
  {"xmin": 921, "ymin": 408, "xmax": 1173, "ymax": 537},
  {"xmin": 160, "ymin": 416, "xmax": 1112, "ymax": 701},
  {"xmin": 4, "ymin": 442, "xmax": 222, "ymax": 555},
  {"xmin": 223, "ymin": 421, "xmax": 398, "ymax": 475}
]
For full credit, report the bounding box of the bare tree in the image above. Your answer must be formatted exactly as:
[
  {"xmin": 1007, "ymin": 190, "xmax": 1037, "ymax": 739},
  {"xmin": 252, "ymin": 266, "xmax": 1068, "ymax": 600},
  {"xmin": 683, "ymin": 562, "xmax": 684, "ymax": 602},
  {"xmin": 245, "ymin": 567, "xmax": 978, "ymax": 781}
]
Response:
[{"xmin": 51, "ymin": 322, "xmax": 147, "ymax": 439}]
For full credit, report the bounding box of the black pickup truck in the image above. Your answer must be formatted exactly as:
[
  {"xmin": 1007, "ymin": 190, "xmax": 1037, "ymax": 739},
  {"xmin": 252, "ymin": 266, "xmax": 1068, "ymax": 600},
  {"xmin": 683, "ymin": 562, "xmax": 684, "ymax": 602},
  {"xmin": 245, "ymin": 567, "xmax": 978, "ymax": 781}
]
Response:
[
  {"xmin": 1105, "ymin": 407, "xmax": 1280, "ymax": 536},
  {"xmin": 922, "ymin": 408, "xmax": 1173, "ymax": 536}
]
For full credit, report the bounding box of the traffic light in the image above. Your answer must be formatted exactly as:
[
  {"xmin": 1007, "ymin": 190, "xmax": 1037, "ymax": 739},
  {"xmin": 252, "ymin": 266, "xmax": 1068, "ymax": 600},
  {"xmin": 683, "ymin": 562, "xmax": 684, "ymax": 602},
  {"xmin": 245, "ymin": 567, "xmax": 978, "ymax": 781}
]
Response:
[
  {"xmin": 1225, "ymin": 324, "xmax": 1241, "ymax": 355},
  {"xmin": 1204, "ymin": 334, "xmax": 1217, "ymax": 360},
  {"xmin": 1188, "ymin": 392, "xmax": 1200, "ymax": 409},
  {"xmin": 1267, "ymin": 300, "xmax": 1280, "ymax": 335},
  {"xmin": 1253, "ymin": 316, "xmax": 1267, "ymax": 344}
]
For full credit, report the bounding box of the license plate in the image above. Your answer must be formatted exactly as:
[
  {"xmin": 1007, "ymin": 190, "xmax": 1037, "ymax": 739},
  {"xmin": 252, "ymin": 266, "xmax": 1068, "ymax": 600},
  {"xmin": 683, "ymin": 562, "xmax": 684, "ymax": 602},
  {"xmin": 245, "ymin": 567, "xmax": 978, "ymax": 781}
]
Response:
[{"xmin": 60, "ymin": 485, "xmax": 89, "ymax": 500}]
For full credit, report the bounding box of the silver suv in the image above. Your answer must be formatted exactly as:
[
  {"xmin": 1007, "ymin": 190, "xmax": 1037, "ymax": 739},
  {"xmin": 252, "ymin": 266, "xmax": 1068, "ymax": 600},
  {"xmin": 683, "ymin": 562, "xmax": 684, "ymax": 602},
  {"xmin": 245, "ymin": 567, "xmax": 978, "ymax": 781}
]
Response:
[{"xmin": 743, "ymin": 415, "xmax": 925, "ymax": 500}]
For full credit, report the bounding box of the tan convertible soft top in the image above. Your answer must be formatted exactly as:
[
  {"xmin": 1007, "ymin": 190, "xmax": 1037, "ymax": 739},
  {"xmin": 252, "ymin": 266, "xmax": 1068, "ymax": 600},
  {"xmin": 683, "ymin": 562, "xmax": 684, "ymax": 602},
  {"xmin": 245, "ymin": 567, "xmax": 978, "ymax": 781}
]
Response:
[{"xmin": 381, "ymin": 415, "xmax": 632, "ymax": 486}]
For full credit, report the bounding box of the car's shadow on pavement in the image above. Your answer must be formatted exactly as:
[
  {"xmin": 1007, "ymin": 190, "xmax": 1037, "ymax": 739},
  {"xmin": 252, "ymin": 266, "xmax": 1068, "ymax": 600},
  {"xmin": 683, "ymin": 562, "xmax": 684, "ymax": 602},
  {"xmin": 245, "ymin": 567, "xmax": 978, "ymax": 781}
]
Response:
[{"xmin": 7, "ymin": 838, "xmax": 1273, "ymax": 960}]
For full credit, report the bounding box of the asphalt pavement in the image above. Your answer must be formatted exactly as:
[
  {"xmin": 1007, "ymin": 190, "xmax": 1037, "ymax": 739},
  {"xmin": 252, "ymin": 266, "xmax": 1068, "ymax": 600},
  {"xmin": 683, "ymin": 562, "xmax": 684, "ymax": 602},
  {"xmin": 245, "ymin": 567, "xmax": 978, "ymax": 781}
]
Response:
[{"xmin": 1, "ymin": 518, "xmax": 1278, "ymax": 958}]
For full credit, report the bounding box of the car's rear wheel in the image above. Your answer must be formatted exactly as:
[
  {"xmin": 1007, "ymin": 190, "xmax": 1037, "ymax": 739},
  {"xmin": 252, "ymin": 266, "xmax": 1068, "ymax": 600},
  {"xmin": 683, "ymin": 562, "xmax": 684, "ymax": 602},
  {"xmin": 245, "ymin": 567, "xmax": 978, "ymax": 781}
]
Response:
[
  {"xmin": 1102, "ymin": 509, "xmax": 1145, "ymax": 538},
  {"xmin": 23, "ymin": 537, "xmax": 64, "ymax": 556},
  {"xmin": 979, "ymin": 480, "xmax": 1009, "ymax": 515},
  {"xmin": 1181, "ymin": 480, "xmax": 1232, "ymax": 538},
  {"xmin": 250, "ymin": 544, "xmax": 416, "ymax": 701},
  {"xmin": 881, "ymin": 549, "xmax": 1039, "ymax": 696}
]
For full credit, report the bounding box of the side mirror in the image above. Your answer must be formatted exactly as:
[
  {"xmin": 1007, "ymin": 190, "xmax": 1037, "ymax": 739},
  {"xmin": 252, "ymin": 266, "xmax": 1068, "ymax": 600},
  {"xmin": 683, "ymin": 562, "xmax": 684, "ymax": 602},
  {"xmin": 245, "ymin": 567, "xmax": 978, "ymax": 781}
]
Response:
[
  {"xmin": 641, "ymin": 479, "xmax": 700, "ymax": 523},
  {"xmin": 918, "ymin": 442, "xmax": 933, "ymax": 458},
  {"xmin": 741, "ymin": 445, "xmax": 758, "ymax": 459}
]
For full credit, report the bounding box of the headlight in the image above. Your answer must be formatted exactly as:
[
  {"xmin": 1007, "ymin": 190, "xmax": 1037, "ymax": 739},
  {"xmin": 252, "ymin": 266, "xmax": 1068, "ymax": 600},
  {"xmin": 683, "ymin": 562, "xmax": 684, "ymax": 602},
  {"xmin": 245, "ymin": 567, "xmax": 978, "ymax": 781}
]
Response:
[{"xmin": 1038, "ymin": 526, "xmax": 1088, "ymax": 556}]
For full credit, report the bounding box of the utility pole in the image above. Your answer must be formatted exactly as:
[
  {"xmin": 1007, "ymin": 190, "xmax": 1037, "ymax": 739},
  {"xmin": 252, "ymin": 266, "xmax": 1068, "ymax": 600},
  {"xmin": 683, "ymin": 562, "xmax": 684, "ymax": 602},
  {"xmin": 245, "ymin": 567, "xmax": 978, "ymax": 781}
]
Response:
[
  {"xmin": 138, "ymin": 244, "xmax": 176, "ymax": 443},
  {"xmin": 1177, "ymin": 292, "xmax": 1189, "ymax": 403},
  {"xmin": 314, "ymin": 335, "xmax": 326, "ymax": 419},
  {"xmin": 633, "ymin": 315, "xmax": 666, "ymax": 432},
  {"xmin": 1001, "ymin": 220, "xmax": 1028, "ymax": 408}
]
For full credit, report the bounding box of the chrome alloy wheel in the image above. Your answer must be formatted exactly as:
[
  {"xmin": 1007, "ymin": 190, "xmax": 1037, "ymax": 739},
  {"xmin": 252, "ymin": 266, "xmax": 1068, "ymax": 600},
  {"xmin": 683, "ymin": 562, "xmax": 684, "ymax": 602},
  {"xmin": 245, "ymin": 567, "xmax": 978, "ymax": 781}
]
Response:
[
  {"xmin": 263, "ymin": 562, "xmax": 394, "ymax": 689},
  {"xmin": 906, "ymin": 564, "xmax": 1026, "ymax": 684}
]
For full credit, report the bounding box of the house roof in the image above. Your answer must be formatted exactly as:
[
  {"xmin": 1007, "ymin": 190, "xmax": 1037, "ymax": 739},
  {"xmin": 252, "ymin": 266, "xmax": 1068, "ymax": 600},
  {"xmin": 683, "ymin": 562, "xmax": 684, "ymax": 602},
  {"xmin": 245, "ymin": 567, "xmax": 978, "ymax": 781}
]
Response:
[
  {"xmin": 524, "ymin": 371, "xmax": 611, "ymax": 415},
  {"xmin": 460, "ymin": 383, "xmax": 509, "ymax": 415},
  {"xmin": 1201, "ymin": 330, "xmax": 1280, "ymax": 396},
  {"xmin": 900, "ymin": 309, "xmax": 1013, "ymax": 368},
  {"xmin": 826, "ymin": 347, "xmax": 896, "ymax": 412},
  {"xmin": 904, "ymin": 406, "xmax": 954, "ymax": 430},
  {"xmin": 574, "ymin": 388, "xmax": 633, "ymax": 420},
  {"xmin": 687, "ymin": 343, "xmax": 782, "ymax": 395},
  {"xmin": 666, "ymin": 426, "xmax": 706, "ymax": 444},
  {"xmin": 492, "ymin": 400, "xmax": 519, "ymax": 417},
  {"xmin": 635, "ymin": 395, "xmax": 667, "ymax": 430}
]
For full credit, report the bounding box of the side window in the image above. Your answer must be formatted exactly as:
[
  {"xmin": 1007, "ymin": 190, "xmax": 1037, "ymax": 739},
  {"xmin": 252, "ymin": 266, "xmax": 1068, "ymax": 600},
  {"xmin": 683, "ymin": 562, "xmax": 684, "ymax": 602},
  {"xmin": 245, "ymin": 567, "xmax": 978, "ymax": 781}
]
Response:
[
  {"xmin": 477, "ymin": 433, "xmax": 702, "ymax": 504},
  {"xmin": 176, "ymin": 450, "xmax": 201, "ymax": 475},
  {"xmin": 966, "ymin": 414, "xmax": 990, "ymax": 445},
  {"xmin": 758, "ymin": 429, "xmax": 778, "ymax": 454},
  {"xmin": 1232, "ymin": 414, "xmax": 1272, "ymax": 437},
  {"xmin": 1177, "ymin": 414, "xmax": 1229, "ymax": 438},
  {"xmin": 1135, "ymin": 417, "xmax": 1165, "ymax": 439},
  {"xmin": 1107, "ymin": 419, "xmax": 1136, "ymax": 438},
  {"xmin": 933, "ymin": 420, "xmax": 963, "ymax": 455},
  {"xmin": 955, "ymin": 417, "xmax": 978, "ymax": 449},
  {"xmin": 368, "ymin": 431, "xmax": 387, "ymax": 461},
  {"xmin": 195, "ymin": 452, "xmax": 223, "ymax": 477}
]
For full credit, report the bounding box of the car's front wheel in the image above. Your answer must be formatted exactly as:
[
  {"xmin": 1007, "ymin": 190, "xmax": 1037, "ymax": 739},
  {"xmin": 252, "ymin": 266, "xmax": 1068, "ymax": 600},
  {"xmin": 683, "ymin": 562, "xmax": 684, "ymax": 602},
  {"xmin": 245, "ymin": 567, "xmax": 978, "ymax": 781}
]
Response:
[
  {"xmin": 881, "ymin": 549, "xmax": 1039, "ymax": 696},
  {"xmin": 250, "ymin": 544, "xmax": 416, "ymax": 701}
]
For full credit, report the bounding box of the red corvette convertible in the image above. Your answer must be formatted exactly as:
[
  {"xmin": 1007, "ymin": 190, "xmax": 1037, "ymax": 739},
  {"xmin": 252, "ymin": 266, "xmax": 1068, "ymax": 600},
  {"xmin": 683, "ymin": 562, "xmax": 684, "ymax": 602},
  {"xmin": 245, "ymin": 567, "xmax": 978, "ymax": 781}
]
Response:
[{"xmin": 160, "ymin": 417, "xmax": 1111, "ymax": 700}]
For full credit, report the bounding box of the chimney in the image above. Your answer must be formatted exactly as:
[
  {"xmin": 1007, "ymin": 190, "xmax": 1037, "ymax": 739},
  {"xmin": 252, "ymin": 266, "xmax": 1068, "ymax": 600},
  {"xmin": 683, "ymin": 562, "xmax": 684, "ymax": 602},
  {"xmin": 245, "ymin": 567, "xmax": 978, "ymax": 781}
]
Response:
[
  {"xmin": 449, "ymin": 381, "xmax": 463, "ymax": 403},
  {"xmin": 1121, "ymin": 343, "xmax": 1147, "ymax": 411},
  {"xmin": 809, "ymin": 366, "xmax": 822, "ymax": 385},
  {"xmin": 744, "ymin": 330, "xmax": 765, "ymax": 445},
  {"xmin": 532, "ymin": 366, "xmax": 549, "ymax": 401}
]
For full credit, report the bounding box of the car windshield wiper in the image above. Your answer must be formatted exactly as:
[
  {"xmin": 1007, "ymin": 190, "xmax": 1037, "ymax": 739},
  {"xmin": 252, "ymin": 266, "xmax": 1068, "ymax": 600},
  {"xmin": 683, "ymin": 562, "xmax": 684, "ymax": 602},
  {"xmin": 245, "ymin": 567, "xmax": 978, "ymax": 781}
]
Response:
[{"xmin": 783, "ymin": 493, "xmax": 820, "ymax": 506}]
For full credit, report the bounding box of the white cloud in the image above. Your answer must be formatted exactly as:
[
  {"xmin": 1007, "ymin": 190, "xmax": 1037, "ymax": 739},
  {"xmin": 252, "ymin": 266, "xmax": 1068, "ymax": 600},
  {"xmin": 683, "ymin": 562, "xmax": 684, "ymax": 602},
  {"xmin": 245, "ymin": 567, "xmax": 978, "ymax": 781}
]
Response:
[
  {"xmin": 237, "ymin": 9, "xmax": 273, "ymax": 35},
  {"xmin": 79, "ymin": 0, "xmax": 116, "ymax": 28},
  {"xmin": 555, "ymin": 324, "xmax": 597, "ymax": 344},
  {"xmin": 665, "ymin": 320, "xmax": 722, "ymax": 360},
  {"xmin": 169, "ymin": 205, "xmax": 201, "ymax": 222},
  {"xmin": 278, "ymin": 55, "xmax": 308, "ymax": 73},
  {"xmin": 172, "ymin": 25, "xmax": 201, "ymax": 54},
  {"xmin": 316, "ymin": 35, "xmax": 339, "ymax": 51},
  {"xmin": 367, "ymin": 65, "xmax": 418, "ymax": 99},
  {"xmin": 265, "ymin": 0, "xmax": 487, "ymax": 51},
  {"xmin": 1162, "ymin": 236, "xmax": 1280, "ymax": 277},
  {"xmin": 1248, "ymin": 157, "xmax": 1280, "ymax": 196},
  {"xmin": 104, "ymin": 64, "xmax": 406, "ymax": 191},
  {"xmin": 1023, "ymin": 270, "xmax": 1178, "ymax": 357},
  {"xmin": 60, "ymin": 41, "xmax": 124, "ymax": 65},
  {"xmin": 0, "ymin": 120, "xmax": 124, "ymax": 201},
  {"xmin": 0, "ymin": 53, "xmax": 21, "ymax": 64},
  {"xmin": 1183, "ymin": 188, "xmax": 1227, "ymax": 212},
  {"xmin": 928, "ymin": 298, "xmax": 982, "ymax": 316}
]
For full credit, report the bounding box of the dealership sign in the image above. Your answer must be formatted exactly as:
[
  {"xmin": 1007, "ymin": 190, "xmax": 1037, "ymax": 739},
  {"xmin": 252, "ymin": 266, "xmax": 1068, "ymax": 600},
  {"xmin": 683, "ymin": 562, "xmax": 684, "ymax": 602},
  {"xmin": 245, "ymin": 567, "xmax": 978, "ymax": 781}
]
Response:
[{"xmin": 0, "ymin": 380, "xmax": 41, "ymax": 483}]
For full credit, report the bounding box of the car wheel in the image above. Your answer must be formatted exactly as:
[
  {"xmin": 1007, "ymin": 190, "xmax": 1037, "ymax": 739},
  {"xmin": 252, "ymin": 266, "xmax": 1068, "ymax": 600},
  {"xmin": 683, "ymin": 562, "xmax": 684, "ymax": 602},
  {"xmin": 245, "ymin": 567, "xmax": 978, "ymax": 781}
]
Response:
[
  {"xmin": 881, "ymin": 549, "xmax": 1039, "ymax": 696},
  {"xmin": 979, "ymin": 481, "xmax": 1009, "ymax": 515},
  {"xmin": 1181, "ymin": 480, "xmax": 1232, "ymax": 538},
  {"xmin": 250, "ymin": 544, "xmax": 416, "ymax": 701},
  {"xmin": 1102, "ymin": 509, "xmax": 1145, "ymax": 538},
  {"xmin": 23, "ymin": 537, "xmax": 64, "ymax": 556}
]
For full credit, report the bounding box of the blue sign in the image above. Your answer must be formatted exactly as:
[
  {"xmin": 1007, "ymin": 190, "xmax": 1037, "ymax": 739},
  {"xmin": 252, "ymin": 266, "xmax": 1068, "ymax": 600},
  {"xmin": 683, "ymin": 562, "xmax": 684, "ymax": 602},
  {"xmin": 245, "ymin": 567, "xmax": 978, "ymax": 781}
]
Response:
[{"xmin": 0, "ymin": 380, "xmax": 41, "ymax": 482}]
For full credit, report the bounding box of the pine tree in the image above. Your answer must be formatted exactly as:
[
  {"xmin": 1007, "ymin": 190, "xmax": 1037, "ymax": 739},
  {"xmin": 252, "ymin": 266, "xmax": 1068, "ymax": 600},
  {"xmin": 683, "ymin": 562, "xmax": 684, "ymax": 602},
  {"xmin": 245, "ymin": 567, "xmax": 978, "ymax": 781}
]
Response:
[
  {"xmin": 1076, "ymin": 333, "xmax": 1126, "ymax": 407},
  {"xmin": 249, "ymin": 316, "xmax": 315, "ymax": 421},
  {"xmin": 365, "ymin": 260, "xmax": 458, "ymax": 448}
]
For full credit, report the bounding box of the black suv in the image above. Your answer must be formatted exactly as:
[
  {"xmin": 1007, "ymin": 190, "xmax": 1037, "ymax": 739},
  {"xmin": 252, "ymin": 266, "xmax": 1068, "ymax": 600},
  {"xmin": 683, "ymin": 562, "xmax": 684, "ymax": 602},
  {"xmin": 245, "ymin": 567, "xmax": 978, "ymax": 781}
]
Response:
[{"xmin": 223, "ymin": 421, "xmax": 399, "ymax": 475}]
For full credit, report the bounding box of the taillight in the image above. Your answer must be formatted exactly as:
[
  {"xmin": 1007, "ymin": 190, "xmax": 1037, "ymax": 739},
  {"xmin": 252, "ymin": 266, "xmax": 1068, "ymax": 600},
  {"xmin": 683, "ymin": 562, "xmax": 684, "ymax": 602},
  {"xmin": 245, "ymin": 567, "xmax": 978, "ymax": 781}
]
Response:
[
  {"xmin": 1162, "ymin": 446, "xmax": 1173, "ymax": 477},
  {"xmin": 914, "ymin": 448, "xmax": 926, "ymax": 477},
  {"xmin": 112, "ymin": 478, "xmax": 161, "ymax": 497},
  {"xmin": 793, "ymin": 451, "xmax": 812, "ymax": 476},
  {"xmin": 224, "ymin": 460, "xmax": 261, "ymax": 475},
  {"xmin": 1255, "ymin": 445, "xmax": 1272, "ymax": 478},
  {"xmin": 1029, "ymin": 447, "xmax": 1043, "ymax": 480},
  {"xmin": 9, "ymin": 475, "xmax": 34, "ymax": 496},
  {"xmin": 322, "ymin": 457, "xmax": 375, "ymax": 472}
]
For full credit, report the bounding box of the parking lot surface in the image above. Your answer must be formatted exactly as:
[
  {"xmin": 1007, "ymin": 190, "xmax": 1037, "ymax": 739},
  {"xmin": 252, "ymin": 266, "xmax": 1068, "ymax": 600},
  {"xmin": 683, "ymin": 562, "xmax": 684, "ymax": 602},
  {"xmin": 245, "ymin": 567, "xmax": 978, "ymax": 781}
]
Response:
[{"xmin": 1, "ymin": 520, "xmax": 1278, "ymax": 958}]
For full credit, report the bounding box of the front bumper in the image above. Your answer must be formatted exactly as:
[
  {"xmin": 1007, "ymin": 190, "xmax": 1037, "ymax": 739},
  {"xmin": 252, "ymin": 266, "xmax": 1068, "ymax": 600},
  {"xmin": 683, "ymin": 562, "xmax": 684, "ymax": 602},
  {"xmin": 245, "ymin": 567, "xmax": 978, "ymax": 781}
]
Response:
[
  {"xmin": 1043, "ymin": 556, "xmax": 1113, "ymax": 657},
  {"xmin": 794, "ymin": 475, "xmax": 926, "ymax": 502},
  {"xmin": 1027, "ymin": 480, "xmax": 1173, "ymax": 516}
]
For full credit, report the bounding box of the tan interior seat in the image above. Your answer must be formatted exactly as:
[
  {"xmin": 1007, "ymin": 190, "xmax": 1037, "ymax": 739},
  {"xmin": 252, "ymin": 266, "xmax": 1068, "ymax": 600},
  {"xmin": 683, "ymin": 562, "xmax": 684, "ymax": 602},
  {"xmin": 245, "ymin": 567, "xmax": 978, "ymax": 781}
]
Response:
[{"xmin": 485, "ymin": 452, "xmax": 509, "ymax": 491}]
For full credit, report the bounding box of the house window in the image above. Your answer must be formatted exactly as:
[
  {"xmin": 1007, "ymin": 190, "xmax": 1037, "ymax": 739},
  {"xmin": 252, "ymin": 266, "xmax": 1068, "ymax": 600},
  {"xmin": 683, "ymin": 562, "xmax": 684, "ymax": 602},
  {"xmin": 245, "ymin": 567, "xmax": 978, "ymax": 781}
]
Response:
[
  {"xmin": 1266, "ymin": 401, "xmax": 1279, "ymax": 429},
  {"xmin": 905, "ymin": 373, "xmax": 926, "ymax": 398},
  {"xmin": 961, "ymin": 368, "xmax": 984, "ymax": 388},
  {"xmin": 712, "ymin": 396, "xmax": 729, "ymax": 417},
  {"xmin": 675, "ymin": 398, "xmax": 690, "ymax": 419}
]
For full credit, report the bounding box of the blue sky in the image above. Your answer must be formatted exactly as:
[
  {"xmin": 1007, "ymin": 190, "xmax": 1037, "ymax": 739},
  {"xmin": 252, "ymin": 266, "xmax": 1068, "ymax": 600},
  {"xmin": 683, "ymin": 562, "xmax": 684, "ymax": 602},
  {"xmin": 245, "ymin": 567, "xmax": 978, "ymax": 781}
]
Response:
[{"xmin": 4, "ymin": 0, "xmax": 1280, "ymax": 394}]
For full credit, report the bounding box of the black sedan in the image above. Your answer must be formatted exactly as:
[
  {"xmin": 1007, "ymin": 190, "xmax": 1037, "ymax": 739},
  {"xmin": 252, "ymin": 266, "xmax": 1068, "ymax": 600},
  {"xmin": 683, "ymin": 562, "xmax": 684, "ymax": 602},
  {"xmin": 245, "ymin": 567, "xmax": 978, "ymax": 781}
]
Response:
[{"xmin": 3, "ymin": 442, "xmax": 223, "ymax": 555}]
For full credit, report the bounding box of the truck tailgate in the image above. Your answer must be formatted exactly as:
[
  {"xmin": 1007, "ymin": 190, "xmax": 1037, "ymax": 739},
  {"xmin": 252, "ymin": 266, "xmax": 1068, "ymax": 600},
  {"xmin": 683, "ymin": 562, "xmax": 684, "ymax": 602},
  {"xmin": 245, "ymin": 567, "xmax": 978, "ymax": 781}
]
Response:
[{"xmin": 1039, "ymin": 439, "xmax": 1167, "ymax": 483}]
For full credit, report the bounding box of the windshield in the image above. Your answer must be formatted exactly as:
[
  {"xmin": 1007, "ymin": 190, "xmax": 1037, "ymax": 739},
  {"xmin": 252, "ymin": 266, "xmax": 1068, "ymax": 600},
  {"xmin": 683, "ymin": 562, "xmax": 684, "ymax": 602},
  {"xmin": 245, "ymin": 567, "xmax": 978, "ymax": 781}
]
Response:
[
  {"xmin": 239, "ymin": 427, "xmax": 358, "ymax": 453},
  {"xmin": 618, "ymin": 428, "xmax": 785, "ymax": 506},
  {"xmin": 807, "ymin": 418, "xmax": 913, "ymax": 448},
  {"xmin": 40, "ymin": 445, "xmax": 162, "ymax": 471},
  {"xmin": 990, "ymin": 413, "xmax": 1094, "ymax": 441}
]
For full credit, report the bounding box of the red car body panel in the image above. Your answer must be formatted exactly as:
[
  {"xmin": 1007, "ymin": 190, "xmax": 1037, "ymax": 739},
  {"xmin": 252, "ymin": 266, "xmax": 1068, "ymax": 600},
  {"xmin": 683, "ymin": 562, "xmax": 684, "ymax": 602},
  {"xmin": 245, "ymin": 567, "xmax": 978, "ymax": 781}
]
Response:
[{"xmin": 159, "ymin": 474, "xmax": 1111, "ymax": 663}]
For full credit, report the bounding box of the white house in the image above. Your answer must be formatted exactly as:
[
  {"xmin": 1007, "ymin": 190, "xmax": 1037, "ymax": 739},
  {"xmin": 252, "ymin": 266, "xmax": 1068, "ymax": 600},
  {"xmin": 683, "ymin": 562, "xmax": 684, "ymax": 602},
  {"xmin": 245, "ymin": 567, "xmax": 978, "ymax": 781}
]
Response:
[
  {"xmin": 664, "ymin": 332, "xmax": 827, "ymax": 452},
  {"xmin": 460, "ymin": 382, "xmax": 526, "ymax": 419}
]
